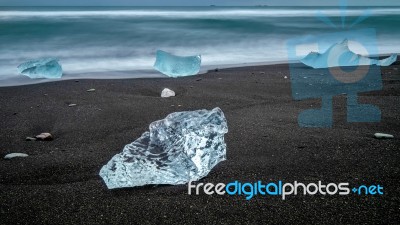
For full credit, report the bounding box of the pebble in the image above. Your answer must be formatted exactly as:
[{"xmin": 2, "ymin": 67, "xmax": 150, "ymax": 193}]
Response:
[
  {"xmin": 35, "ymin": 133, "xmax": 53, "ymax": 141},
  {"xmin": 374, "ymin": 133, "xmax": 394, "ymax": 139},
  {"xmin": 4, "ymin": 153, "xmax": 28, "ymax": 159},
  {"xmin": 161, "ymin": 88, "xmax": 175, "ymax": 98},
  {"xmin": 26, "ymin": 137, "xmax": 37, "ymax": 141}
]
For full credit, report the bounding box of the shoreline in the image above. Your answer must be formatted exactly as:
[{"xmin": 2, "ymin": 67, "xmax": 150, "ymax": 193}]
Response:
[
  {"xmin": 1, "ymin": 54, "xmax": 397, "ymax": 88},
  {"xmin": 0, "ymin": 61, "xmax": 399, "ymax": 224},
  {"xmin": 0, "ymin": 60, "xmax": 290, "ymax": 88}
]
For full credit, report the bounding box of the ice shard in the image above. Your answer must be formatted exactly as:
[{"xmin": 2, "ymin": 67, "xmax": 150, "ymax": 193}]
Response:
[
  {"xmin": 153, "ymin": 50, "xmax": 201, "ymax": 77},
  {"xmin": 99, "ymin": 107, "xmax": 228, "ymax": 189},
  {"xmin": 17, "ymin": 58, "xmax": 62, "ymax": 79},
  {"xmin": 301, "ymin": 39, "xmax": 397, "ymax": 69}
]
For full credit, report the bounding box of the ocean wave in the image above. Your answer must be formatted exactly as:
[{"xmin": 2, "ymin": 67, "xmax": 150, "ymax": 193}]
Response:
[
  {"xmin": 1, "ymin": 8, "xmax": 400, "ymax": 20},
  {"xmin": 0, "ymin": 7, "xmax": 399, "ymax": 87}
]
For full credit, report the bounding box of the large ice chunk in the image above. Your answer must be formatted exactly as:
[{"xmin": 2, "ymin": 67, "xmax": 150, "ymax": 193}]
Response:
[
  {"xmin": 17, "ymin": 58, "xmax": 62, "ymax": 79},
  {"xmin": 99, "ymin": 107, "xmax": 228, "ymax": 189},
  {"xmin": 153, "ymin": 50, "xmax": 201, "ymax": 77},
  {"xmin": 301, "ymin": 39, "xmax": 397, "ymax": 69}
]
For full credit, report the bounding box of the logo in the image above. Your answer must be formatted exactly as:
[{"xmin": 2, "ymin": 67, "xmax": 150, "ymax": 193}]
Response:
[
  {"xmin": 188, "ymin": 180, "xmax": 384, "ymax": 200},
  {"xmin": 286, "ymin": 0, "xmax": 382, "ymax": 127}
]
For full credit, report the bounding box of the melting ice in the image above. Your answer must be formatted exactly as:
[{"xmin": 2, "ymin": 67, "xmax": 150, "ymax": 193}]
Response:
[
  {"xmin": 17, "ymin": 58, "xmax": 63, "ymax": 79},
  {"xmin": 99, "ymin": 107, "xmax": 228, "ymax": 189},
  {"xmin": 301, "ymin": 39, "xmax": 397, "ymax": 69},
  {"xmin": 153, "ymin": 50, "xmax": 201, "ymax": 77}
]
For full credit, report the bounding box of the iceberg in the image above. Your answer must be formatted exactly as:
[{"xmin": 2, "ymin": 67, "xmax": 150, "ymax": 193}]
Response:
[
  {"xmin": 99, "ymin": 107, "xmax": 228, "ymax": 189},
  {"xmin": 17, "ymin": 58, "xmax": 62, "ymax": 79},
  {"xmin": 301, "ymin": 39, "xmax": 397, "ymax": 69},
  {"xmin": 153, "ymin": 50, "xmax": 201, "ymax": 77}
]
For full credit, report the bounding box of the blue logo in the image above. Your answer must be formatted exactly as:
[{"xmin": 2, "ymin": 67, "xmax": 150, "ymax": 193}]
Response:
[
  {"xmin": 286, "ymin": 0, "xmax": 382, "ymax": 127},
  {"xmin": 188, "ymin": 180, "xmax": 384, "ymax": 200}
]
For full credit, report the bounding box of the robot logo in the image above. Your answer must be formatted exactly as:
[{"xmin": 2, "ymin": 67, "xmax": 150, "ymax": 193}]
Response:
[{"xmin": 286, "ymin": 0, "xmax": 382, "ymax": 128}]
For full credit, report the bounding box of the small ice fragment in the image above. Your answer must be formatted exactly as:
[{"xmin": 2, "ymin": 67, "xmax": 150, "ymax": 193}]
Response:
[
  {"xmin": 4, "ymin": 153, "xmax": 29, "ymax": 159},
  {"xmin": 374, "ymin": 133, "xmax": 394, "ymax": 139},
  {"xmin": 87, "ymin": 89, "xmax": 96, "ymax": 92},
  {"xmin": 161, "ymin": 88, "xmax": 175, "ymax": 98},
  {"xmin": 284, "ymin": 76, "xmax": 288, "ymax": 79},
  {"xmin": 17, "ymin": 58, "xmax": 62, "ymax": 79},
  {"xmin": 153, "ymin": 50, "xmax": 201, "ymax": 77},
  {"xmin": 301, "ymin": 39, "xmax": 397, "ymax": 69},
  {"xmin": 99, "ymin": 107, "xmax": 228, "ymax": 189}
]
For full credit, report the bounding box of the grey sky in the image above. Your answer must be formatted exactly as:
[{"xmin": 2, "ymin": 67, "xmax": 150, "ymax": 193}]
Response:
[{"xmin": 1, "ymin": 0, "xmax": 399, "ymax": 6}]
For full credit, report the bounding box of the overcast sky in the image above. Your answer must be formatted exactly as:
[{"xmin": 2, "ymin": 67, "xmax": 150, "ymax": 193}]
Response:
[{"xmin": 1, "ymin": 0, "xmax": 399, "ymax": 6}]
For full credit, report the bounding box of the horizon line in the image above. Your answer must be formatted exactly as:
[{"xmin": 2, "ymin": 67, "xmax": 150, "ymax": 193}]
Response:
[{"xmin": 1, "ymin": 4, "xmax": 400, "ymax": 7}]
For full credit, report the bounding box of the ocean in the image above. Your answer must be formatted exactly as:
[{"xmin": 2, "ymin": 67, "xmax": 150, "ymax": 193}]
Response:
[{"xmin": 0, "ymin": 6, "xmax": 399, "ymax": 86}]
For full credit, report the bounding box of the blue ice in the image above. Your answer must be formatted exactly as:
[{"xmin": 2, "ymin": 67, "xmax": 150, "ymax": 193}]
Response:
[
  {"xmin": 153, "ymin": 50, "xmax": 201, "ymax": 77},
  {"xmin": 301, "ymin": 39, "xmax": 397, "ymax": 69},
  {"xmin": 99, "ymin": 107, "xmax": 228, "ymax": 189},
  {"xmin": 17, "ymin": 58, "xmax": 63, "ymax": 79}
]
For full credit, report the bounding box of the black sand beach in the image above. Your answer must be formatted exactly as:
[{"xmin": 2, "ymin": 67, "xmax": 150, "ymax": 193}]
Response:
[{"xmin": 1, "ymin": 62, "xmax": 399, "ymax": 224}]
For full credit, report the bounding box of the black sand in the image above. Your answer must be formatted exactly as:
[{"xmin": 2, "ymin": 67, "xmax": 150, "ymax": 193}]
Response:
[{"xmin": 1, "ymin": 62, "xmax": 399, "ymax": 224}]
